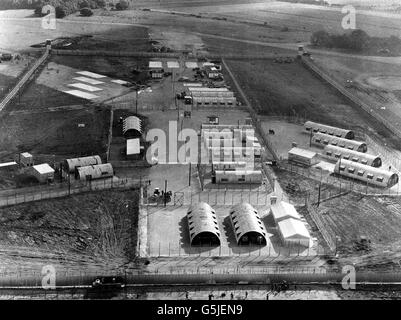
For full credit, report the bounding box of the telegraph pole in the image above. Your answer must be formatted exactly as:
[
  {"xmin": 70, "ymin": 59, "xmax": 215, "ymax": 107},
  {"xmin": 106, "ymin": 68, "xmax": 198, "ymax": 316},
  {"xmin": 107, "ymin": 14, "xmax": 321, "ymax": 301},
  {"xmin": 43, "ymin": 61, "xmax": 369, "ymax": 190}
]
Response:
[
  {"xmin": 164, "ymin": 179, "xmax": 167, "ymax": 207},
  {"xmin": 135, "ymin": 88, "xmax": 138, "ymax": 114},
  {"xmin": 189, "ymin": 163, "xmax": 191, "ymax": 186}
]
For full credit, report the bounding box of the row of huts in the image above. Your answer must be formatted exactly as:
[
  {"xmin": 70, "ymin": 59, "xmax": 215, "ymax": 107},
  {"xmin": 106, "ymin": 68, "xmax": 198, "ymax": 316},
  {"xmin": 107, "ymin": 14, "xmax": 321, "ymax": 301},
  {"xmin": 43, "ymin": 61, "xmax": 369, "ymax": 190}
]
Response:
[
  {"xmin": 287, "ymin": 121, "xmax": 398, "ymax": 188},
  {"xmin": 187, "ymin": 201, "xmax": 311, "ymax": 247},
  {"xmin": 63, "ymin": 155, "xmax": 114, "ymax": 181},
  {"xmin": 185, "ymin": 87, "xmax": 237, "ymax": 107}
]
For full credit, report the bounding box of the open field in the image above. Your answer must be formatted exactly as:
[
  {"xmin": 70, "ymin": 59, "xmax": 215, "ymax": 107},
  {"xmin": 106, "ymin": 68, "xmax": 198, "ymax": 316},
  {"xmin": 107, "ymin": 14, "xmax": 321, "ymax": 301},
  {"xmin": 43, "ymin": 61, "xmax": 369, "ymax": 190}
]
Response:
[
  {"xmin": 0, "ymin": 105, "xmax": 110, "ymax": 161},
  {"xmin": 0, "ymin": 189, "xmax": 140, "ymax": 274},
  {"xmin": 0, "ymin": 10, "xmax": 151, "ymax": 52}
]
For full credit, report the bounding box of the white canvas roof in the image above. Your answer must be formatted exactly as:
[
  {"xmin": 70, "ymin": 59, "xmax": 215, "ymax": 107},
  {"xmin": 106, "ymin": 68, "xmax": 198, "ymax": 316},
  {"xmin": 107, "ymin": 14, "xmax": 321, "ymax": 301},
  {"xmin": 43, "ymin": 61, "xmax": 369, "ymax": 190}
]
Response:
[
  {"xmin": 167, "ymin": 61, "xmax": 179, "ymax": 68},
  {"xmin": 270, "ymin": 201, "xmax": 301, "ymax": 222},
  {"xmin": 68, "ymin": 83, "xmax": 102, "ymax": 92},
  {"xmin": 288, "ymin": 147, "xmax": 316, "ymax": 159},
  {"xmin": 278, "ymin": 218, "xmax": 310, "ymax": 240},
  {"xmin": 76, "ymin": 71, "xmax": 106, "ymax": 79},
  {"xmin": 111, "ymin": 79, "xmax": 129, "ymax": 85},
  {"xmin": 185, "ymin": 61, "xmax": 199, "ymax": 68},
  {"xmin": 33, "ymin": 163, "xmax": 55, "ymax": 175},
  {"xmin": 149, "ymin": 61, "xmax": 163, "ymax": 68},
  {"xmin": 127, "ymin": 138, "xmax": 140, "ymax": 155},
  {"xmin": 0, "ymin": 161, "xmax": 17, "ymax": 168},
  {"xmin": 73, "ymin": 77, "xmax": 104, "ymax": 85},
  {"xmin": 63, "ymin": 90, "xmax": 99, "ymax": 100}
]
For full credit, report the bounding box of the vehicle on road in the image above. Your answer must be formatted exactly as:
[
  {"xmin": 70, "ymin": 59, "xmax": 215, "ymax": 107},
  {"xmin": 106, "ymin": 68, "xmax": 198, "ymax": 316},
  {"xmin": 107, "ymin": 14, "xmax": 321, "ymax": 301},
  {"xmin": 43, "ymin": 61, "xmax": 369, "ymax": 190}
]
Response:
[{"xmin": 92, "ymin": 276, "xmax": 126, "ymax": 289}]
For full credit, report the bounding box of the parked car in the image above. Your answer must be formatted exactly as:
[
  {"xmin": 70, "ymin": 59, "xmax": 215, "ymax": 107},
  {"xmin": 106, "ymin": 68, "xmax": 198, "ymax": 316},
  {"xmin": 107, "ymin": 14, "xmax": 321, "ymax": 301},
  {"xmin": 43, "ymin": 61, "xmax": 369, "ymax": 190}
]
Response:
[{"xmin": 92, "ymin": 276, "xmax": 126, "ymax": 289}]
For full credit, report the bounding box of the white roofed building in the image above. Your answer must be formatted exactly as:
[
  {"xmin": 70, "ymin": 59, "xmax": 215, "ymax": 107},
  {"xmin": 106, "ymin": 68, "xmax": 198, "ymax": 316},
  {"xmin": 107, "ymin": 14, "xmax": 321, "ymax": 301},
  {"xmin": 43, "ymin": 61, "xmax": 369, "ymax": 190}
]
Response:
[
  {"xmin": 288, "ymin": 147, "xmax": 318, "ymax": 166},
  {"xmin": 270, "ymin": 201, "xmax": 302, "ymax": 223},
  {"xmin": 32, "ymin": 163, "xmax": 55, "ymax": 183},
  {"xmin": 278, "ymin": 218, "xmax": 311, "ymax": 247}
]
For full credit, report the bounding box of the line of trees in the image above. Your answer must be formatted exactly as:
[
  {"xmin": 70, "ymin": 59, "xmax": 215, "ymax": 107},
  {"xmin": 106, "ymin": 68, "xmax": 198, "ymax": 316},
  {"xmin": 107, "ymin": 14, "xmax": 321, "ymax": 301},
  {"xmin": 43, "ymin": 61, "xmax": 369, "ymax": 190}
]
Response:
[
  {"xmin": 310, "ymin": 29, "xmax": 371, "ymax": 51},
  {"xmin": 0, "ymin": 0, "xmax": 130, "ymax": 18},
  {"xmin": 311, "ymin": 29, "xmax": 401, "ymax": 54}
]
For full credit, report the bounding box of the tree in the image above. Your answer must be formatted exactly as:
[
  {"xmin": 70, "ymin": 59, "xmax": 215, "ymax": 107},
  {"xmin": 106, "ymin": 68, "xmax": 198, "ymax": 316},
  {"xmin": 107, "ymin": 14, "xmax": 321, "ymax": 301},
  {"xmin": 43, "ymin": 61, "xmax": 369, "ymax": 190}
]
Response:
[
  {"xmin": 95, "ymin": 0, "xmax": 106, "ymax": 7},
  {"xmin": 80, "ymin": 7, "xmax": 93, "ymax": 16},
  {"xmin": 55, "ymin": 6, "xmax": 67, "ymax": 18},
  {"xmin": 310, "ymin": 30, "xmax": 331, "ymax": 47},
  {"xmin": 34, "ymin": 5, "xmax": 44, "ymax": 16},
  {"xmin": 115, "ymin": 0, "xmax": 129, "ymax": 10},
  {"xmin": 79, "ymin": 0, "xmax": 90, "ymax": 9},
  {"xmin": 348, "ymin": 29, "xmax": 370, "ymax": 51}
]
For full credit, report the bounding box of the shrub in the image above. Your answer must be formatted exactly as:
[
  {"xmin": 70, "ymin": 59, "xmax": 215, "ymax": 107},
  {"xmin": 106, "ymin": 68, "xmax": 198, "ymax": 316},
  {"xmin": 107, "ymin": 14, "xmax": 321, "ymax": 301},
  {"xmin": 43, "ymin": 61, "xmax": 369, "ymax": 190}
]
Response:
[
  {"xmin": 34, "ymin": 5, "xmax": 44, "ymax": 16},
  {"xmin": 79, "ymin": 0, "xmax": 89, "ymax": 9},
  {"xmin": 80, "ymin": 7, "xmax": 93, "ymax": 16},
  {"xmin": 115, "ymin": 0, "xmax": 128, "ymax": 10},
  {"xmin": 95, "ymin": 0, "xmax": 106, "ymax": 7},
  {"xmin": 55, "ymin": 6, "xmax": 67, "ymax": 18}
]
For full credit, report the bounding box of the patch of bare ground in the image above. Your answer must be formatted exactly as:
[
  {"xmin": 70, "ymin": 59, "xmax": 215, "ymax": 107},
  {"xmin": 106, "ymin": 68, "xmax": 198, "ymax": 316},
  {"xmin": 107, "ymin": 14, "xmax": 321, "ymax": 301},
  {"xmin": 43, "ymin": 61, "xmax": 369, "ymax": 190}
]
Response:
[{"xmin": 0, "ymin": 189, "xmax": 140, "ymax": 274}]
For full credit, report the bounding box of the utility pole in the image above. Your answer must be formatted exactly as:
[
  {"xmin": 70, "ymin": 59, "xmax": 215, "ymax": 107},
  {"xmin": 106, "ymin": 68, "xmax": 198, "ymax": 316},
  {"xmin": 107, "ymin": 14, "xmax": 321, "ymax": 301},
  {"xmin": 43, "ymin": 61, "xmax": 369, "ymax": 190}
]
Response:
[
  {"xmin": 135, "ymin": 88, "xmax": 138, "ymax": 114},
  {"xmin": 189, "ymin": 163, "xmax": 191, "ymax": 186},
  {"xmin": 164, "ymin": 179, "xmax": 167, "ymax": 207}
]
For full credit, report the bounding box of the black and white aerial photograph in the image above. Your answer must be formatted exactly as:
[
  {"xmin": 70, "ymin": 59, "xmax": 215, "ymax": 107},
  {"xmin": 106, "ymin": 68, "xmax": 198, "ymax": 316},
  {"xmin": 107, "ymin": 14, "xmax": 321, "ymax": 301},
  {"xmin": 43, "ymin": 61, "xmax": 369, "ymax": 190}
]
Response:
[{"xmin": 1, "ymin": 0, "xmax": 401, "ymax": 307}]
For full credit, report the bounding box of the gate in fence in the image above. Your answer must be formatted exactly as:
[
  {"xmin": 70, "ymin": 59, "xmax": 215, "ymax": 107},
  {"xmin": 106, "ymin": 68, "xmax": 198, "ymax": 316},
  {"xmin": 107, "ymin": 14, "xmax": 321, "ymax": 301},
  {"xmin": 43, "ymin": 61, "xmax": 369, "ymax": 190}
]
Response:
[{"xmin": 174, "ymin": 192, "xmax": 184, "ymax": 206}]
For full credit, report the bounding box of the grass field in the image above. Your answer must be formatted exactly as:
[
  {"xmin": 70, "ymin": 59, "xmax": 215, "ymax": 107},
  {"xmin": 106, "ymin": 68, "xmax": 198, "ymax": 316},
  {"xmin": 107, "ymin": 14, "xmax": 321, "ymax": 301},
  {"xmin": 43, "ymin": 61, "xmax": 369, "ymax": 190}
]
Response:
[
  {"xmin": 0, "ymin": 189, "xmax": 140, "ymax": 273},
  {"xmin": 0, "ymin": 105, "xmax": 110, "ymax": 160}
]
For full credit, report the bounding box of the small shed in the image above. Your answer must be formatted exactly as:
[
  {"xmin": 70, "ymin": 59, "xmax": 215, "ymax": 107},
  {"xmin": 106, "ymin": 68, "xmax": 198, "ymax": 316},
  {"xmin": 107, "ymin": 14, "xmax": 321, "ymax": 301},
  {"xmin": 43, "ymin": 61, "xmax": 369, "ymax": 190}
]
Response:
[
  {"xmin": 20, "ymin": 152, "xmax": 34, "ymax": 167},
  {"xmin": 126, "ymin": 138, "xmax": 141, "ymax": 156},
  {"xmin": 270, "ymin": 201, "xmax": 302, "ymax": 223},
  {"xmin": 278, "ymin": 218, "xmax": 311, "ymax": 247},
  {"xmin": 288, "ymin": 147, "xmax": 318, "ymax": 166},
  {"xmin": 32, "ymin": 163, "xmax": 55, "ymax": 183}
]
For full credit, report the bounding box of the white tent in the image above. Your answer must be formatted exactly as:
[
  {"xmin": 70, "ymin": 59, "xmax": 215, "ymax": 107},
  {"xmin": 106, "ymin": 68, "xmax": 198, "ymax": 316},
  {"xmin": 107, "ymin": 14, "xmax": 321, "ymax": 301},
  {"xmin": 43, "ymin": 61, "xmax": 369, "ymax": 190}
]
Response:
[
  {"xmin": 270, "ymin": 201, "xmax": 302, "ymax": 223},
  {"xmin": 278, "ymin": 218, "xmax": 310, "ymax": 247}
]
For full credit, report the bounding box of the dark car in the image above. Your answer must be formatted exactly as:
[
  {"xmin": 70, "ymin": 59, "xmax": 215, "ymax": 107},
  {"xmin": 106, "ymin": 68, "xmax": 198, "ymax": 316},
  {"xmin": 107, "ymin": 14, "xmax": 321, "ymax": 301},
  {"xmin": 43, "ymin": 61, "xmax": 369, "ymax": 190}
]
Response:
[{"xmin": 92, "ymin": 276, "xmax": 126, "ymax": 288}]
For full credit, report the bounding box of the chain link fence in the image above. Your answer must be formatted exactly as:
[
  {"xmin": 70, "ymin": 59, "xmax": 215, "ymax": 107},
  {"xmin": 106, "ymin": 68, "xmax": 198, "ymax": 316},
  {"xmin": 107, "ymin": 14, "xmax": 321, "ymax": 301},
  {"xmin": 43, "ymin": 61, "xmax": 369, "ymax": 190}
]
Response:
[{"xmin": 0, "ymin": 177, "xmax": 147, "ymax": 207}]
